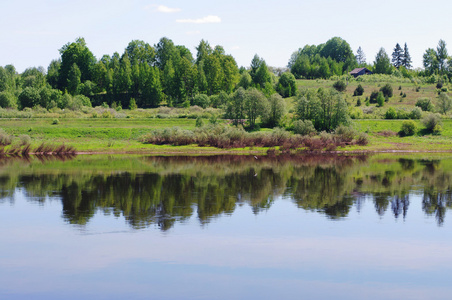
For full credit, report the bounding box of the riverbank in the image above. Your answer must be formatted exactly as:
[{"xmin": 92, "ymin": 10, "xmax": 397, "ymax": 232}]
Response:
[{"xmin": 0, "ymin": 117, "xmax": 451, "ymax": 154}]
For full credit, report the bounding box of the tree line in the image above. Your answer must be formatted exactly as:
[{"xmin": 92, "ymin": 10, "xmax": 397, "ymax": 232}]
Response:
[{"xmin": 1, "ymin": 36, "xmax": 452, "ymax": 112}]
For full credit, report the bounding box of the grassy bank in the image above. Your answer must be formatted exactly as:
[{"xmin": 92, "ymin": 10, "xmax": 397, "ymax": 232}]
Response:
[{"xmin": 0, "ymin": 116, "xmax": 451, "ymax": 154}]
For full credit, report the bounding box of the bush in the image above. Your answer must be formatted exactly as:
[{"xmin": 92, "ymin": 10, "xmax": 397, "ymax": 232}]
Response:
[
  {"xmin": 376, "ymin": 92, "xmax": 385, "ymax": 107},
  {"xmin": 129, "ymin": 98, "xmax": 137, "ymax": 110},
  {"xmin": 415, "ymin": 98, "xmax": 434, "ymax": 112},
  {"xmin": 385, "ymin": 107, "xmax": 397, "ymax": 119},
  {"xmin": 356, "ymin": 98, "xmax": 362, "ymax": 106},
  {"xmin": 192, "ymin": 94, "xmax": 210, "ymax": 109},
  {"xmin": 369, "ymin": 91, "xmax": 379, "ymax": 103},
  {"xmin": 353, "ymin": 84, "xmax": 364, "ymax": 96},
  {"xmin": 293, "ymin": 120, "xmax": 316, "ymax": 136},
  {"xmin": 380, "ymin": 84, "xmax": 393, "ymax": 98},
  {"xmin": 334, "ymin": 125, "xmax": 357, "ymax": 143},
  {"xmin": 410, "ymin": 107, "xmax": 422, "ymax": 119},
  {"xmin": 333, "ymin": 80, "xmax": 346, "ymax": 92},
  {"xmin": 436, "ymin": 81, "xmax": 443, "ymax": 89},
  {"xmin": 400, "ymin": 120, "xmax": 417, "ymax": 136},
  {"xmin": 422, "ymin": 113, "xmax": 442, "ymax": 133},
  {"xmin": 19, "ymin": 134, "xmax": 31, "ymax": 146},
  {"xmin": 195, "ymin": 116, "xmax": 204, "ymax": 127},
  {"xmin": 52, "ymin": 119, "xmax": 59, "ymax": 125},
  {"xmin": 0, "ymin": 129, "xmax": 12, "ymax": 146}
]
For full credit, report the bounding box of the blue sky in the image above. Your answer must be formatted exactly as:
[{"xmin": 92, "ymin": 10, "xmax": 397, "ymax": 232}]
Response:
[{"xmin": 0, "ymin": 0, "xmax": 450, "ymax": 72}]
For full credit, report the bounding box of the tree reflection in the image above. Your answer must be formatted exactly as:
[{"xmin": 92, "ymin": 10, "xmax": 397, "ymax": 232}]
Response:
[{"xmin": 1, "ymin": 154, "xmax": 452, "ymax": 229}]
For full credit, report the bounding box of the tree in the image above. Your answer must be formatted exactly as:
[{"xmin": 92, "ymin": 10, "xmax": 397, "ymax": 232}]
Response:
[
  {"xmin": 250, "ymin": 54, "xmax": 263, "ymax": 82},
  {"xmin": 402, "ymin": 43, "xmax": 412, "ymax": 69},
  {"xmin": 18, "ymin": 87, "xmax": 41, "ymax": 108},
  {"xmin": 437, "ymin": 93, "xmax": 452, "ymax": 115},
  {"xmin": 67, "ymin": 63, "xmax": 81, "ymax": 95},
  {"xmin": 423, "ymin": 48, "xmax": 439, "ymax": 74},
  {"xmin": 392, "ymin": 43, "xmax": 404, "ymax": 69},
  {"xmin": 244, "ymin": 88, "xmax": 268, "ymax": 128},
  {"xmin": 125, "ymin": 40, "xmax": 155, "ymax": 66},
  {"xmin": 154, "ymin": 37, "xmax": 177, "ymax": 70},
  {"xmin": 47, "ymin": 59, "xmax": 61, "ymax": 89},
  {"xmin": 253, "ymin": 60, "xmax": 272, "ymax": 89},
  {"xmin": 374, "ymin": 48, "xmax": 392, "ymax": 74},
  {"xmin": 227, "ymin": 87, "xmax": 247, "ymax": 126},
  {"xmin": 437, "ymin": 39, "xmax": 448, "ymax": 74},
  {"xmin": 195, "ymin": 39, "xmax": 212, "ymax": 65},
  {"xmin": 276, "ymin": 72, "xmax": 297, "ymax": 97},
  {"xmin": 356, "ymin": 46, "xmax": 366, "ymax": 66},
  {"xmin": 58, "ymin": 37, "xmax": 95, "ymax": 91},
  {"xmin": 265, "ymin": 93, "xmax": 286, "ymax": 127},
  {"xmin": 237, "ymin": 72, "xmax": 252, "ymax": 89}
]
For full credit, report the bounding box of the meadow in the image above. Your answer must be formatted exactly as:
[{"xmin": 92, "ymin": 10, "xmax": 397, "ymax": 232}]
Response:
[{"xmin": 0, "ymin": 77, "xmax": 451, "ymax": 154}]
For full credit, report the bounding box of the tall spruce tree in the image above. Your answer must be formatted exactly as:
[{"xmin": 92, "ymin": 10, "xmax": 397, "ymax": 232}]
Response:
[
  {"xmin": 391, "ymin": 43, "xmax": 404, "ymax": 69},
  {"xmin": 356, "ymin": 46, "xmax": 366, "ymax": 66},
  {"xmin": 402, "ymin": 43, "xmax": 412, "ymax": 69}
]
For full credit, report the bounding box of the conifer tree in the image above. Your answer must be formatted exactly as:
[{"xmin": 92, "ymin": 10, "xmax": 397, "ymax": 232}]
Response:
[
  {"xmin": 356, "ymin": 46, "xmax": 366, "ymax": 66},
  {"xmin": 402, "ymin": 43, "xmax": 412, "ymax": 69},
  {"xmin": 391, "ymin": 43, "xmax": 404, "ymax": 69}
]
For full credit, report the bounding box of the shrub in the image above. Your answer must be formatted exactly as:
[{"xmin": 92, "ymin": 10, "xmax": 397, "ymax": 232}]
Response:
[
  {"xmin": 129, "ymin": 98, "xmax": 137, "ymax": 110},
  {"xmin": 380, "ymin": 84, "xmax": 393, "ymax": 98},
  {"xmin": 192, "ymin": 94, "xmax": 210, "ymax": 109},
  {"xmin": 436, "ymin": 81, "xmax": 443, "ymax": 89},
  {"xmin": 19, "ymin": 134, "xmax": 31, "ymax": 146},
  {"xmin": 356, "ymin": 98, "xmax": 362, "ymax": 106},
  {"xmin": 409, "ymin": 107, "xmax": 422, "ymax": 119},
  {"xmin": 52, "ymin": 119, "xmax": 59, "ymax": 125},
  {"xmin": 416, "ymin": 98, "xmax": 434, "ymax": 112},
  {"xmin": 369, "ymin": 91, "xmax": 379, "ymax": 103},
  {"xmin": 433, "ymin": 124, "xmax": 442, "ymax": 135},
  {"xmin": 0, "ymin": 129, "xmax": 12, "ymax": 146},
  {"xmin": 353, "ymin": 84, "xmax": 364, "ymax": 96},
  {"xmin": 422, "ymin": 113, "xmax": 442, "ymax": 133},
  {"xmin": 102, "ymin": 110, "xmax": 113, "ymax": 118},
  {"xmin": 293, "ymin": 120, "xmax": 316, "ymax": 136},
  {"xmin": 355, "ymin": 132, "xmax": 369, "ymax": 145},
  {"xmin": 385, "ymin": 107, "xmax": 397, "ymax": 119},
  {"xmin": 400, "ymin": 120, "xmax": 417, "ymax": 136},
  {"xmin": 195, "ymin": 116, "xmax": 204, "ymax": 127},
  {"xmin": 334, "ymin": 125, "xmax": 357, "ymax": 143},
  {"xmin": 376, "ymin": 92, "xmax": 385, "ymax": 107},
  {"xmin": 333, "ymin": 80, "xmax": 346, "ymax": 92},
  {"xmin": 349, "ymin": 107, "xmax": 363, "ymax": 119}
]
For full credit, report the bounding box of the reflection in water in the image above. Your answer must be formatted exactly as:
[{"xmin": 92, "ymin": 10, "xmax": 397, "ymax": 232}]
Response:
[{"xmin": 1, "ymin": 154, "xmax": 452, "ymax": 229}]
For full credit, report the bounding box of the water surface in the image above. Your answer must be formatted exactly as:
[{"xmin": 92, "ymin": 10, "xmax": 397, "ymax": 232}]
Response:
[{"xmin": 1, "ymin": 154, "xmax": 452, "ymax": 300}]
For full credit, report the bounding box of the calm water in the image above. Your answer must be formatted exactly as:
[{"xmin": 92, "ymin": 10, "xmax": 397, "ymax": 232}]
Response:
[{"xmin": 1, "ymin": 154, "xmax": 452, "ymax": 300}]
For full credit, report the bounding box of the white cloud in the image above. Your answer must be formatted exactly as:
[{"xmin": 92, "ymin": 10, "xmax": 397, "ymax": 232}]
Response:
[
  {"xmin": 176, "ymin": 15, "xmax": 221, "ymax": 24},
  {"xmin": 145, "ymin": 4, "xmax": 181, "ymax": 13},
  {"xmin": 156, "ymin": 5, "xmax": 181, "ymax": 13}
]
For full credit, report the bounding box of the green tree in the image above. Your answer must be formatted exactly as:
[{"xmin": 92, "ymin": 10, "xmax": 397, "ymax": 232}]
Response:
[
  {"xmin": 374, "ymin": 48, "xmax": 392, "ymax": 74},
  {"xmin": 437, "ymin": 39, "xmax": 448, "ymax": 74},
  {"xmin": 67, "ymin": 63, "xmax": 81, "ymax": 95},
  {"xmin": 392, "ymin": 43, "xmax": 404, "ymax": 69},
  {"xmin": 402, "ymin": 43, "xmax": 412, "ymax": 69},
  {"xmin": 265, "ymin": 93, "xmax": 286, "ymax": 127},
  {"xmin": 244, "ymin": 88, "xmax": 268, "ymax": 128},
  {"xmin": 423, "ymin": 48, "xmax": 439, "ymax": 75},
  {"xmin": 125, "ymin": 40, "xmax": 155, "ymax": 66},
  {"xmin": 18, "ymin": 87, "xmax": 41, "ymax": 108},
  {"xmin": 356, "ymin": 46, "xmax": 366, "ymax": 66},
  {"xmin": 227, "ymin": 87, "xmax": 247, "ymax": 126},
  {"xmin": 58, "ymin": 37, "xmax": 95, "ymax": 91},
  {"xmin": 237, "ymin": 72, "xmax": 252, "ymax": 89},
  {"xmin": 276, "ymin": 72, "xmax": 297, "ymax": 97},
  {"xmin": 47, "ymin": 59, "xmax": 61, "ymax": 89},
  {"xmin": 437, "ymin": 93, "xmax": 452, "ymax": 115}
]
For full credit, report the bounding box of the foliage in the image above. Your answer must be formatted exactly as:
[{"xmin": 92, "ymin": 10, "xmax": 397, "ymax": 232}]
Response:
[
  {"xmin": 296, "ymin": 88, "xmax": 350, "ymax": 131},
  {"xmin": 374, "ymin": 48, "xmax": 392, "ymax": 74},
  {"xmin": 437, "ymin": 93, "xmax": 452, "ymax": 115},
  {"xmin": 264, "ymin": 93, "xmax": 286, "ymax": 127},
  {"xmin": 353, "ymin": 84, "xmax": 364, "ymax": 96},
  {"xmin": 376, "ymin": 92, "xmax": 385, "ymax": 107},
  {"xmin": 385, "ymin": 107, "xmax": 397, "ymax": 119},
  {"xmin": 379, "ymin": 84, "xmax": 393, "ymax": 98},
  {"xmin": 333, "ymin": 80, "xmax": 346, "ymax": 92},
  {"xmin": 415, "ymin": 98, "xmax": 435, "ymax": 112},
  {"xmin": 293, "ymin": 120, "xmax": 316, "ymax": 135},
  {"xmin": 399, "ymin": 120, "xmax": 416, "ymax": 136},
  {"xmin": 422, "ymin": 113, "xmax": 442, "ymax": 133},
  {"xmin": 276, "ymin": 72, "xmax": 297, "ymax": 97},
  {"xmin": 192, "ymin": 94, "xmax": 210, "ymax": 109}
]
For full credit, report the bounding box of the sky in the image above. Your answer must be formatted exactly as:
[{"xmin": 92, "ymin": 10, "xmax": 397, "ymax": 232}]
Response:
[{"xmin": 0, "ymin": 0, "xmax": 451, "ymax": 73}]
